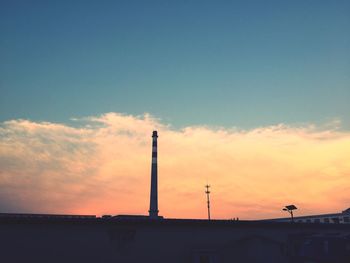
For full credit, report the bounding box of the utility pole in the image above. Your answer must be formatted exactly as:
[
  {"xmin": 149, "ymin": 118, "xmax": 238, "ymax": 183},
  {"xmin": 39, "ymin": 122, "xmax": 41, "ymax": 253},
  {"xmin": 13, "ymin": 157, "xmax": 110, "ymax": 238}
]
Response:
[{"xmin": 205, "ymin": 184, "xmax": 211, "ymax": 220}]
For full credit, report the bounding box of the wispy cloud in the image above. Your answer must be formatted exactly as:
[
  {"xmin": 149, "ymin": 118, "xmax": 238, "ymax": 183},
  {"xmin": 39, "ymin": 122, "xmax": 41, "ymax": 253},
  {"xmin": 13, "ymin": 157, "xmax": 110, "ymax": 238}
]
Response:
[{"xmin": 0, "ymin": 113, "xmax": 349, "ymax": 219}]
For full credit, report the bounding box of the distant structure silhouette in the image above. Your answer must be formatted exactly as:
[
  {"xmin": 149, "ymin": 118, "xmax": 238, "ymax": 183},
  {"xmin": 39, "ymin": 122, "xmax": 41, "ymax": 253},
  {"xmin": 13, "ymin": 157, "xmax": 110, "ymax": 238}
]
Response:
[
  {"xmin": 265, "ymin": 207, "xmax": 350, "ymax": 224},
  {"xmin": 283, "ymin": 205, "xmax": 297, "ymax": 222},
  {"xmin": 149, "ymin": 131, "xmax": 159, "ymax": 218},
  {"xmin": 205, "ymin": 184, "xmax": 211, "ymax": 220}
]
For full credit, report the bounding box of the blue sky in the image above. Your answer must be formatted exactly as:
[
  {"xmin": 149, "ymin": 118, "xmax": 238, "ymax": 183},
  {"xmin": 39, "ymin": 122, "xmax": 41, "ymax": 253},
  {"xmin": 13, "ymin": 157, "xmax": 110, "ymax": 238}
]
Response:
[{"xmin": 1, "ymin": 0, "xmax": 349, "ymax": 129}]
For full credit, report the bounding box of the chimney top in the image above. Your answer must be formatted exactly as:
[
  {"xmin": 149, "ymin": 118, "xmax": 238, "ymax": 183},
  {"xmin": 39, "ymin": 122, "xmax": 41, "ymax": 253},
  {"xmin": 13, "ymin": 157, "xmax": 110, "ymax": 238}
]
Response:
[{"xmin": 152, "ymin": 131, "xmax": 158, "ymax": 138}]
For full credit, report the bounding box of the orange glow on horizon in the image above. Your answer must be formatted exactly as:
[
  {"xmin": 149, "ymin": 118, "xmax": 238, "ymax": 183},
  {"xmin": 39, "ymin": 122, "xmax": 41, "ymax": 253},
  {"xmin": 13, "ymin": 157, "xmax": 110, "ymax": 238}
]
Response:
[{"xmin": 0, "ymin": 113, "xmax": 349, "ymax": 220}]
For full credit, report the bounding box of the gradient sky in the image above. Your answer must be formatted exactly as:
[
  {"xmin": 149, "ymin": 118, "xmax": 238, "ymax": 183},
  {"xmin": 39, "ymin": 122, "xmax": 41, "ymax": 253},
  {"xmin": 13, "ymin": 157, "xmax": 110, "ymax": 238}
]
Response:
[
  {"xmin": 0, "ymin": 1, "xmax": 350, "ymax": 219},
  {"xmin": 1, "ymin": 0, "xmax": 349, "ymax": 128}
]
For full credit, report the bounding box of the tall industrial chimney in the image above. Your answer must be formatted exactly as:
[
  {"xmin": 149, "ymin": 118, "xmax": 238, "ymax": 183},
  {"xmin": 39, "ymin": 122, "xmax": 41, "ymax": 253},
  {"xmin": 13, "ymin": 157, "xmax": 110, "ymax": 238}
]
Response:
[{"xmin": 149, "ymin": 130, "xmax": 159, "ymax": 218}]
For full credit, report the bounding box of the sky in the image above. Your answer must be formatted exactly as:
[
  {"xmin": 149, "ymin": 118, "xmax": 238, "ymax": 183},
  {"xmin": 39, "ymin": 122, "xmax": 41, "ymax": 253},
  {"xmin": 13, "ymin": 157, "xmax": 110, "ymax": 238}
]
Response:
[{"xmin": 0, "ymin": 1, "xmax": 349, "ymax": 219}]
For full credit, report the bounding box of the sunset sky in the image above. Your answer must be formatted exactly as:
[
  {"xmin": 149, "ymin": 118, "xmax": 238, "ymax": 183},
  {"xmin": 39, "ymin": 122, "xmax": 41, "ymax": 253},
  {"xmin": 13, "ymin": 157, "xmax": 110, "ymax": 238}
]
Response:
[{"xmin": 1, "ymin": 1, "xmax": 350, "ymax": 219}]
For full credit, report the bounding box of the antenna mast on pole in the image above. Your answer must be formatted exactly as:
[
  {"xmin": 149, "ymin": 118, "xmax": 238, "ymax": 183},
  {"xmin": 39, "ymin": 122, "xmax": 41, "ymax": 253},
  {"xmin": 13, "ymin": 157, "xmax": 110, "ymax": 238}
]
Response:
[{"xmin": 205, "ymin": 184, "xmax": 211, "ymax": 220}]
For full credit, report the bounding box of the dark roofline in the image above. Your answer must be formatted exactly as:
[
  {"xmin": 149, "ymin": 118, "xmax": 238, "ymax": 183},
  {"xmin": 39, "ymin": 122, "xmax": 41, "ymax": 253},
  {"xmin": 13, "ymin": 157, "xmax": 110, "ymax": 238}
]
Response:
[
  {"xmin": 1, "ymin": 213, "xmax": 350, "ymax": 230},
  {"xmin": 0, "ymin": 213, "xmax": 96, "ymax": 219},
  {"xmin": 343, "ymin": 208, "xmax": 350, "ymax": 214}
]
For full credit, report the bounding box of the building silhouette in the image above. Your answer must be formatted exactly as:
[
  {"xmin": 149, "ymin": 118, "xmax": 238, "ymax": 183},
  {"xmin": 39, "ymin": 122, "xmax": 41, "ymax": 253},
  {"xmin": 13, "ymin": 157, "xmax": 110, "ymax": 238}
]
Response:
[{"xmin": 263, "ymin": 208, "xmax": 350, "ymax": 224}]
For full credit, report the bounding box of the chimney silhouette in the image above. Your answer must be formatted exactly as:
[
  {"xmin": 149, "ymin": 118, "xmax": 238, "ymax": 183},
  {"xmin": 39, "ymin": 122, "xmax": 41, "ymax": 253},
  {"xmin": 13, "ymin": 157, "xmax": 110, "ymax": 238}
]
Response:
[{"xmin": 149, "ymin": 131, "xmax": 159, "ymax": 218}]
